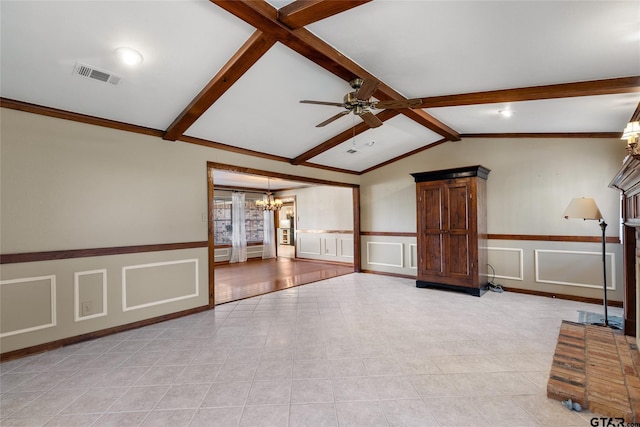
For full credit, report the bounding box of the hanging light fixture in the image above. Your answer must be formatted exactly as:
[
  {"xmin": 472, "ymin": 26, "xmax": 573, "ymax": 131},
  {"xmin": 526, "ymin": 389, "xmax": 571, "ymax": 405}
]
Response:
[
  {"xmin": 255, "ymin": 178, "xmax": 283, "ymax": 211},
  {"xmin": 622, "ymin": 121, "xmax": 640, "ymax": 155}
]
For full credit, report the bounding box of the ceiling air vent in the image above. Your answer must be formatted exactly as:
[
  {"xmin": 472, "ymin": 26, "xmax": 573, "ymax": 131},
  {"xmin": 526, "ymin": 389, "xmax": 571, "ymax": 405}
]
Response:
[
  {"xmin": 346, "ymin": 148, "xmax": 358, "ymax": 154},
  {"xmin": 73, "ymin": 62, "xmax": 122, "ymax": 85}
]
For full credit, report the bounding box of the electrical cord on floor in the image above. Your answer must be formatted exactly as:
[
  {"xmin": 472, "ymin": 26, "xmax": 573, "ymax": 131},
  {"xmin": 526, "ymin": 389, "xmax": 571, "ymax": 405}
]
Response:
[{"xmin": 487, "ymin": 264, "xmax": 504, "ymax": 293}]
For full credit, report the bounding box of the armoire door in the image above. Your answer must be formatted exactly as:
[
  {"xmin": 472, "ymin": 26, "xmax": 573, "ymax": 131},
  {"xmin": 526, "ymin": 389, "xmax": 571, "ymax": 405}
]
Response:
[
  {"xmin": 417, "ymin": 182, "xmax": 445, "ymax": 279},
  {"xmin": 444, "ymin": 178, "xmax": 475, "ymax": 287}
]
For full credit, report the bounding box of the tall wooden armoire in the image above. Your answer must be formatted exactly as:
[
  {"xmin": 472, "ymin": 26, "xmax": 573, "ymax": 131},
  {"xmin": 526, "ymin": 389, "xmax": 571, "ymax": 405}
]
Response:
[{"xmin": 411, "ymin": 165, "xmax": 490, "ymax": 296}]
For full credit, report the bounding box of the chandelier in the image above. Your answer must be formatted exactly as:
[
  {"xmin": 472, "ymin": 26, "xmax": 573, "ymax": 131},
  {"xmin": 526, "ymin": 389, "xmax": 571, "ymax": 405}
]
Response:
[{"xmin": 255, "ymin": 178, "xmax": 283, "ymax": 211}]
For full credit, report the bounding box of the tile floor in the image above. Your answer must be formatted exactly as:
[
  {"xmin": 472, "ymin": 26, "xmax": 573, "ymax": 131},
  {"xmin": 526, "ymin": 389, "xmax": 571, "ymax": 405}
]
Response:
[{"xmin": 0, "ymin": 273, "xmax": 623, "ymax": 426}]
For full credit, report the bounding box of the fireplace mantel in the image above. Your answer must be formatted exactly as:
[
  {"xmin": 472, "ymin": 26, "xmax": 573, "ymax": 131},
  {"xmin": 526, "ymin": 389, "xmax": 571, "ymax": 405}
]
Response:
[{"xmin": 610, "ymin": 154, "xmax": 640, "ymax": 337}]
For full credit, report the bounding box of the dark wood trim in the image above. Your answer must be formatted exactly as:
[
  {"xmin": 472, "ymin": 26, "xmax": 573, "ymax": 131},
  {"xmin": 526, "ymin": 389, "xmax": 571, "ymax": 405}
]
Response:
[
  {"xmin": 359, "ymin": 232, "xmax": 619, "ymax": 243},
  {"xmin": 462, "ymin": 132, "xmax": 620, "ymax": 139},
  {"xmin": 0, "ymin": 98, "xmax": 164, "ymax": 138},
  {"xmin": 362, "ymin": 269, "xmax": 625, "ymax": 308},
  {"xmin": 630, "ymin": 102, "xmax": 640, "ymax": 122},
  {"xmin": 209, "ymin": 162, "xmax": 359, "ymax": 188},
  {"xmin": 164, "ymin": 31, "xmax": 276, "ymax": 141},
  {"xmin": 502, "ymin": 286, "xmax": 623, "ymax": 308},
  {"xmin": 298, "ymin": 161, "xmax": 360, "ymax": 175},
  {"xmin": 0, "ymin": 241, "xmax": 208, "ymax": 265},
  {"xmin": 214, "ymin": 242, "xmax": 265, "ymax": 249},
  {"xmin": 211, "ymin": 1, "xmax": 460, "ymax": 141},
  {"xmin": 0, "ymin": 305, "xmax": 210, "ymax": 362},
  {"xmin": 207, "ymin": 166, "xmax": 216, "ymax": 308},
  {"xmin": 359, "ymin": 138, "xmax": 449, "ymax": 175},
  {"xmin": 361, "ymin": 232, "xmax": 417, "ymax": 237},
  {"xmin": 214, "ymin": 185, "xmax": 269, "ymax": 194},
  {"xmin": 1, "ymin": 99, "xmax": 362, "ymax": 175},
  {"xmin": 488, "ymin": 234, "xmax": 620, "ymax": 244},
  {"xmin": 291, "ymin": 110, "xmax": 400, "ymax": 165},
  {"xmin": 179, "ymin": 134, "xmax": 290, "ymax": 163},
  {"xmin": 416, "ymin": 76, "xmax": 640, "ymax": 108},
  {"xmin": 297, "ymin": 229, "xmax": 354, "ymax": 234},
  {"xmin": 361, "ymin": 270, "xmax": 415, "ymax": 280},
  {"xmin": 278, "ymin": 0, "xmax": 371, "ymax": 28},
  {"xmin": 353, "ymin": 187, "xmax": 361, "ymax": 272}
]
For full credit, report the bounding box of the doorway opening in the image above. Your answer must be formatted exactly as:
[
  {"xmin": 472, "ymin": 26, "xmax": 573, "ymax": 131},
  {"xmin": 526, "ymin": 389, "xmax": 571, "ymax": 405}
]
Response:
[{"xmin": 206, "ymin": 162, "xmax": 361, "ymax": 306}]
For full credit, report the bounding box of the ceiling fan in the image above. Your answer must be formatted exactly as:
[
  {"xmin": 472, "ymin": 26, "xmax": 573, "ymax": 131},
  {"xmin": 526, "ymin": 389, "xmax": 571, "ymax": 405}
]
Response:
[{"xmin": 300, "ymin": 78, "xmax": 422, "ymax": 128}]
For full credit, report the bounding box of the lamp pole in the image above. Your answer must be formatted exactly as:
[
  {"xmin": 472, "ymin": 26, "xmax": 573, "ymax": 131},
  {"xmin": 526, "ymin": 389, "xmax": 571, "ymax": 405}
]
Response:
[{"xmin": 600, "ymin": 220, "xmax": 608, "ymax": 327}]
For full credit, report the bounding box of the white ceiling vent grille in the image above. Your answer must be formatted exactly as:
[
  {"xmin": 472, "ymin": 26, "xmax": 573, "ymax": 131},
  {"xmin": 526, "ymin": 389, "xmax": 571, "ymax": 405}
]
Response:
[{"xmin": 73, "ymin": 62, "xmax": 122, "ymax": 85}]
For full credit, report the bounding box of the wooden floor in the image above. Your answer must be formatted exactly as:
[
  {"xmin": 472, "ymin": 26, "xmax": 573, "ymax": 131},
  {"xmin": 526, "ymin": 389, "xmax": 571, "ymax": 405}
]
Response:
[{"xmin": 214, "ymin": 257, "xmax": 354, "ymax": 304}]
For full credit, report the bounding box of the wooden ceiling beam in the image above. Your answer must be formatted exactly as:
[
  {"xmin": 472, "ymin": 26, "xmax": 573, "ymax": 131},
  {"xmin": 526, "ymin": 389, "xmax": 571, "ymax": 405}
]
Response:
[
  {"xmin": 291, "ymin": 110, "xmax": 400, "ymax": 165},
  {"xmin": 163, "ymin": 30, "xmax": 276, "ymax": 141},
  {"xmin": 416, "ymin": 76, "xmax": 640, "ymax": 109},
  {"xmin": 278, "ymin": 0, "xmax": 371, "ymax": 29},
  {"xmin": 212, "ymin": 0, "xmax": 460, "ymax": 145}
]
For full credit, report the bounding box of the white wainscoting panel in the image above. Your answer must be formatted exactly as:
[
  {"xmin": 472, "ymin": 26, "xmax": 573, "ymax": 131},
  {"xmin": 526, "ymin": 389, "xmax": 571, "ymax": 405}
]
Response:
[
  {"xmin": 324, "ymin": 237, "xmax": 337, "ymax": 256},
  {"xmin": 340, "ymin": 238, "xmax": 354, "ymax": 258},
  {"xmin": 366, "ymin": 242, "xmax": 404, "ymax": 268},
  {"xmin": 122, "ymin": 259, "xmax": 199, "ymax": 312},
  {"xmin": 298, "ymin": 236, "xmax": 322, "ymax": 255},
  {"xmin": 0, "ymin": 275, "xmax": 57, "ymax": 338},
  {"xmin": 214, "ymin": 248, "xmax": 230, "ymax": 261},
  {"xmin": 74, "ymin": 269, "xmax": 108, "ymax": 322},
  {"xmin": 487, "ymin": 247, "xmax": 524, "ymax": 281},
  {"xmin": 535, "ymin": 249, "xmax": 615, "ymax": 290},
  {"xmin": 409, "ymin": 244, "xmax": 418, "ymax": 269}
]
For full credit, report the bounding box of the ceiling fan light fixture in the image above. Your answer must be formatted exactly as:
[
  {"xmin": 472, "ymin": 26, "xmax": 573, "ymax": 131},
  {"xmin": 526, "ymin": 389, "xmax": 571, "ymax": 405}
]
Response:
[{"xmin": 115, "ymin": 47, "xmax": 143, "ymax": 66}]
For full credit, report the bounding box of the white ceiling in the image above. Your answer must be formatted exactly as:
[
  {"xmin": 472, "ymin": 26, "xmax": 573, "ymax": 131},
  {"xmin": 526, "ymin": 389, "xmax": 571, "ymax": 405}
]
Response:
[
  {"xmin": 1, "ymin": 0, "xmax": 639, "ymax": 175},
  {"xmin": 213, "ymin": 170, "xmax": 312, "ymax": 191}
]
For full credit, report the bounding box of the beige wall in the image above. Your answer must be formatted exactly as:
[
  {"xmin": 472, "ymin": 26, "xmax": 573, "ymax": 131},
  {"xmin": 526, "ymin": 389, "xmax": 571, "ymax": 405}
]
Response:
[
  {"xmin": 359, "ymin": 137, "xmax": 626, "ymax": 302},
  {"xmin": 0, "ymin": 107, "xmax": 628, "ymax": 353},
  {"xmin": 277, "ymin": 186, "xmax": 354, "ymax": 263},
  {"xmin": 0, "ymin": 108, "xmax": 358, "ymax": 353}
]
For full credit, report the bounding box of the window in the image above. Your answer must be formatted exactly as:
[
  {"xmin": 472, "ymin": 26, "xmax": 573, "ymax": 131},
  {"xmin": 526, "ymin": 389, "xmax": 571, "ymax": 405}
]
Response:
[{"xmin": 213, "ymin": 195, "xmax": 264, "ymax": 245}]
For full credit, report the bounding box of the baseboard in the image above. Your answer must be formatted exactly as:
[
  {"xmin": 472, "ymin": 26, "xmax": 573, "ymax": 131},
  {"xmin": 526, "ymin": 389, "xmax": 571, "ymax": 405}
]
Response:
[
  {"xmin": 502, "ymin": 286, "xmax": 623, "ymax": 308},
  {"xmin": 0, "ymin": 305, "xmax": 211, "ymax": 362},
  {"xmin": 360, "ymin": 270, "xmax": 624, "ymax": 308}
]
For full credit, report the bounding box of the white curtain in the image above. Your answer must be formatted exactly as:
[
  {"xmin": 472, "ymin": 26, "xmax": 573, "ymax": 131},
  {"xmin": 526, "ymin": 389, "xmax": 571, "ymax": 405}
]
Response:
[
  {"xmin": 262, "ymin": 202, "xmax": 276, "ymax": 259},
  {"xmin": 230, "ymin": 192, "xmax": 247, "ymax": 263}
]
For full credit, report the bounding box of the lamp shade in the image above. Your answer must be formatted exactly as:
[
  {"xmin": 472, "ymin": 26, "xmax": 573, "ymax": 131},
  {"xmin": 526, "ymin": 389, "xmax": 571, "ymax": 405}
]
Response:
[
  {"xmin": 622, "ymin": 121, "xmax": 640, "ymax": 141},
  {"xmin": 563, "ymin": 197, "xmax": 603, "ymax": 220}
]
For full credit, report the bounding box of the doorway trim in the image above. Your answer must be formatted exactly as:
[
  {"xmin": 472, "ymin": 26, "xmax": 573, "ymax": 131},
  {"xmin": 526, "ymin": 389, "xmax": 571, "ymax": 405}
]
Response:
[{"xmin": 206, "ymin": 162, "xmax": 361, "ymax": 308}]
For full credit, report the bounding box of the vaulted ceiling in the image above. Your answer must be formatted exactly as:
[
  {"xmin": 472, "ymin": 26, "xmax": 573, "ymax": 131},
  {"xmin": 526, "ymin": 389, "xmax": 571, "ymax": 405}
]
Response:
[{"xmin": 1, "ymin": 1, "xmax": 639, "ymax": 175}]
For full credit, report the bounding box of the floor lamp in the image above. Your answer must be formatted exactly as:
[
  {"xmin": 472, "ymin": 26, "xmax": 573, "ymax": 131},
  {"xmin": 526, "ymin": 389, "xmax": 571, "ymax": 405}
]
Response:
[{"xmin": 563, "ymin": 197, "xmax": 609, "ymax": 327}]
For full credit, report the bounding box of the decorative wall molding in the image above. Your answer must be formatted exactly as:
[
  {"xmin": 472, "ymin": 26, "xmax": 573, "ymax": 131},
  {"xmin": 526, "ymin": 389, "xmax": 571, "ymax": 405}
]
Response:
[
  {"xmin": 0, "ymin": 275, "xmax": 57, "ymax": 338},
  {"xmin": 298, "ymin": 236, "xmax": 322, "ymax": 255},
  {"xmin": 366, "ymin": 242, "xmax": 404, "ymax": 268},
  {"xmin": 340, "ymin": 238, "xmax": 354, "ymax": 258},
  {"xmin": 409, "ymin": 244, "xmax": 418, "ymax": 269},
  {"xmin": 488, "ymin": 234, "xmax": 620, "ymax": 244},
  {"xmin": 324, "ymin": 238, "xmax": 337, "ymax": 256},
  {"xmin": 1, "ymin": 241, "xmax": 207, "ymax": 264},
  {"xmin": 535, "ymin": 249, "xmax": 616, "ymax": 290},
  {"xmin": 122, "ymin": 259, "xmax": 199, "ymax": 312},
  {"xmin": 74, "ymin": 269, "xmax": 108, "ymax": 322},
  {"xmin": 487, "ymin": 247, "xmax": 524, "ymax": 281}
]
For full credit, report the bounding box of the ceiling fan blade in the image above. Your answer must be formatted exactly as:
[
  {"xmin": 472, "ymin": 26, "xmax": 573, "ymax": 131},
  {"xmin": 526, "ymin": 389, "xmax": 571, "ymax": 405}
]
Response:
[
  {"xmin": 373, "ymin": 98, "xmax": 423, "ymax": 109},
  {"xmin": 360, "ymin": 111, "xmax": 383, "ymax": 128},
  {"xmin": 300, "ymin": 100, "xmax": 345, "ymax": 107},
  {"xmin": 356, "ymin": 78, "xmax": 379, "ymax": 100},
  {"xmin": 316, "ymin": 111, "xmax": 350, "ymax": 127}
]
